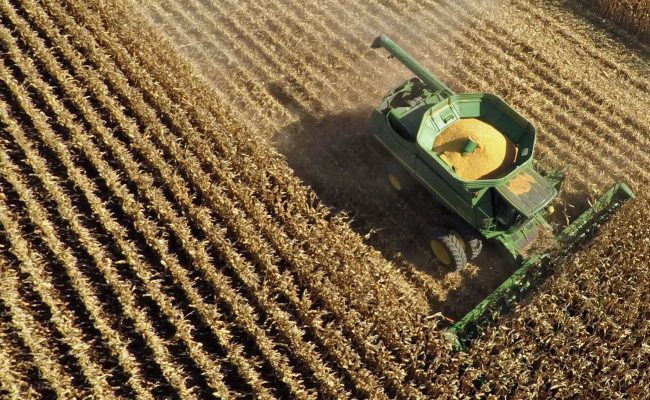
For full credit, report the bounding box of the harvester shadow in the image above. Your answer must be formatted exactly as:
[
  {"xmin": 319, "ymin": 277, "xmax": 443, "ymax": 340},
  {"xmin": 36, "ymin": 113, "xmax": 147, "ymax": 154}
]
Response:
[{"xmin": 273, "ymin": 106, "xmax": 516, "ymax": 319}]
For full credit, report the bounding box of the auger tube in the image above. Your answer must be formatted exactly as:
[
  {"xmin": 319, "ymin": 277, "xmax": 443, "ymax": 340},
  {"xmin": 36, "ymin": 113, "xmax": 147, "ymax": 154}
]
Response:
[{"xmin": 371, "ymin": 34, "xmax": 454, "ymax": 96}]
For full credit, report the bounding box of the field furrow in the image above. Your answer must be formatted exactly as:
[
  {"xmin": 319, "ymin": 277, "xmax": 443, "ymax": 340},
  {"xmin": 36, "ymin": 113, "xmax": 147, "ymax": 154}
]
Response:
[
  {"xmin": 0, "ymin": 100, "xmax": 129, "ymax": 399},
  {"xmin": 221, "ymin": 0, "xmax": 367, "ymax": 109}
]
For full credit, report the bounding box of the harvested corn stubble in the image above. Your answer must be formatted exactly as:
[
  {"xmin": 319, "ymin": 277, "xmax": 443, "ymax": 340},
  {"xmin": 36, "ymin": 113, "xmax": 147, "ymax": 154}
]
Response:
[{"xmin": 433, "ymin": 118, "xmax": 517, "ymax": 181}]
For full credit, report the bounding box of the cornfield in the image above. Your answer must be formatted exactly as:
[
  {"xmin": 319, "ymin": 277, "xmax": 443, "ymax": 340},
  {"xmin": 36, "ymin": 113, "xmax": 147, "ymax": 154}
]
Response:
[
  {"xmin": 0, "ymin": 0, "xmax": 648, "ymax": 398},
  {"xmin": 579, "ymin": 0, "xmax": 650, "ymax": 40},
  {"xmin": 459, "ymin": 198, "xmax": 650, "ymax": 397}
]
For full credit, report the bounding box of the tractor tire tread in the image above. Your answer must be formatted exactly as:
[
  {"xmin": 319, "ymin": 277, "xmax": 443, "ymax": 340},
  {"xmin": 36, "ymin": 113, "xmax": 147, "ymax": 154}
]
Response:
[
  {"xmin": 467, "ymin": 238, "xmax": 483, "ymax": 260},
  {"xmin": 439, "ymin": 232, "xmax": 467, "ymax": 271}
]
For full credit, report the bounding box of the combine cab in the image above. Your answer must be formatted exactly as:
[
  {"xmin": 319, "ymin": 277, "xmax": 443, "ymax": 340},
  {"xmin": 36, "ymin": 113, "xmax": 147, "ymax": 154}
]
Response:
[{"xmin": 370, "ymin": 35, "xmax": 634, "ymax": 347}]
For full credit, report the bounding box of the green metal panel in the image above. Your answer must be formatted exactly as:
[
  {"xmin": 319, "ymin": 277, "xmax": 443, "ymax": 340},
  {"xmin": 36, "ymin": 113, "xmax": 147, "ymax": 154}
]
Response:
[
  {"xmin": 495, "ymin": 166, "xmax": 556, "ymax": 218},
  {"xmin": 473, "ymin": 191, "xmax": 495, "ymax": 229},
  {"xmin": 372, "ymin": 111, "xmax": 417, "ymax": 171},
  {"xmin": 414, "ymin": 154, "xmax": 475, "ymax": 221},
  {"xmin": 455, "ymin": 100, "xmax": 481, "ymax": 118}
]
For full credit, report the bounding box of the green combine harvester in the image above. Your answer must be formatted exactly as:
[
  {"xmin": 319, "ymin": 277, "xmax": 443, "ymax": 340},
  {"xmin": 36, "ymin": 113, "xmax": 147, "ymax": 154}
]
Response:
[{"xmin": 369, "ymin": 35, "xmax": 634, "ymax": 347}]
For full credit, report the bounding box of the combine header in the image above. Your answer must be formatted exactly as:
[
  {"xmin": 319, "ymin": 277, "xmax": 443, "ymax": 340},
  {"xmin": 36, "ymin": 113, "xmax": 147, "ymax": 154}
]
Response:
[{"xmin": 369, "ymin": 35, "xmax": 634, "ymax": 348}]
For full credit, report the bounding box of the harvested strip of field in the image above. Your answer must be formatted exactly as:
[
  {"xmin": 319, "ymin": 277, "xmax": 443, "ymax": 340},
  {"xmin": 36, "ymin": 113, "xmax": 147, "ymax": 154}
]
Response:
[{"xmin": 141, "ymin": 0, "xmax": 650, "ymax": 315}]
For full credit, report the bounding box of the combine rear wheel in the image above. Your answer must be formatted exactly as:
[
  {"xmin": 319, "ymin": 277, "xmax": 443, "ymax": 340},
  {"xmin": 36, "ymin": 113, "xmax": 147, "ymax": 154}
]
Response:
[
  {"xmin": 386, "ymin": 164, "xmax": 415, "ymax": 193},
  {"xmin": 431, "ymin": 231, "xmax": 467, "ymax": 271}
]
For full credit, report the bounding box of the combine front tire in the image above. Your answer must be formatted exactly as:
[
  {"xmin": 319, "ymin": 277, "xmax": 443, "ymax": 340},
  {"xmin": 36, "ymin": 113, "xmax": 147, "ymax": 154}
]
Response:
[
  {"xmin": 465, "ymin": 235, "xmax": 483, "ymax": 261},
  {"xmin": 439, "ymin": 215, "xmax": 483, "ymax": 261},
  {"xmin": 431, "ymin": 232, "xmax": 467, "ymax": 271}
]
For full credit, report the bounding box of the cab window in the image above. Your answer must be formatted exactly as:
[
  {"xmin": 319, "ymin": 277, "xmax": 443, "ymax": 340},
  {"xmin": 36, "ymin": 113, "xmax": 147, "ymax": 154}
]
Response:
[{"xmin": 494, "ymin": 193, "xmax": 522, "ymax": 228}]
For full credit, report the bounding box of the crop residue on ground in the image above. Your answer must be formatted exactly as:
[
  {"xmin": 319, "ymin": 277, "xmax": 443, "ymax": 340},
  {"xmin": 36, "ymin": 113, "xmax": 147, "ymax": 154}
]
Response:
[{"xmin": 0, "ymin": 0, "xmax": 648, "ymax": 398}]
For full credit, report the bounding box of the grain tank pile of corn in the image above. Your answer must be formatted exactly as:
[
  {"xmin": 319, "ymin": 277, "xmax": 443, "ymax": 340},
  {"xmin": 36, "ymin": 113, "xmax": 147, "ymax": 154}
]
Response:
[
  {"xmin": 0, "ymin": 0, "xmax": 649, "ymax": 398},
  {"xmin": 433, "ymin": 118, "xmax": 517, "ymax": 180}
]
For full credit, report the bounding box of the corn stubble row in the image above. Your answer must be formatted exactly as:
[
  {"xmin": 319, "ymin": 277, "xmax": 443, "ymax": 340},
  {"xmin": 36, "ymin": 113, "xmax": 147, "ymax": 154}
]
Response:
[{"xmin": 0, "ymin": 0, "xmax": 648, "ymax": 398}]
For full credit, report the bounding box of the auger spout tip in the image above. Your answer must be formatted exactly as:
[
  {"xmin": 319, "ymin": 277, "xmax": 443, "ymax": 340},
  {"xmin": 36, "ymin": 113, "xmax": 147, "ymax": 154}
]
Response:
[{"xmin": 371, "ymin": 34, "xmax": 388, "ymax": 49}]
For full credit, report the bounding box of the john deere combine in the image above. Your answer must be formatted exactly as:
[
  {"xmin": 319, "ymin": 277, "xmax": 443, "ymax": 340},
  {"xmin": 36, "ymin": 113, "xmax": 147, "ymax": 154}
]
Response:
[{"xmin": 370, "ymin": 35, "xmax": 634, "ymax": 347}]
